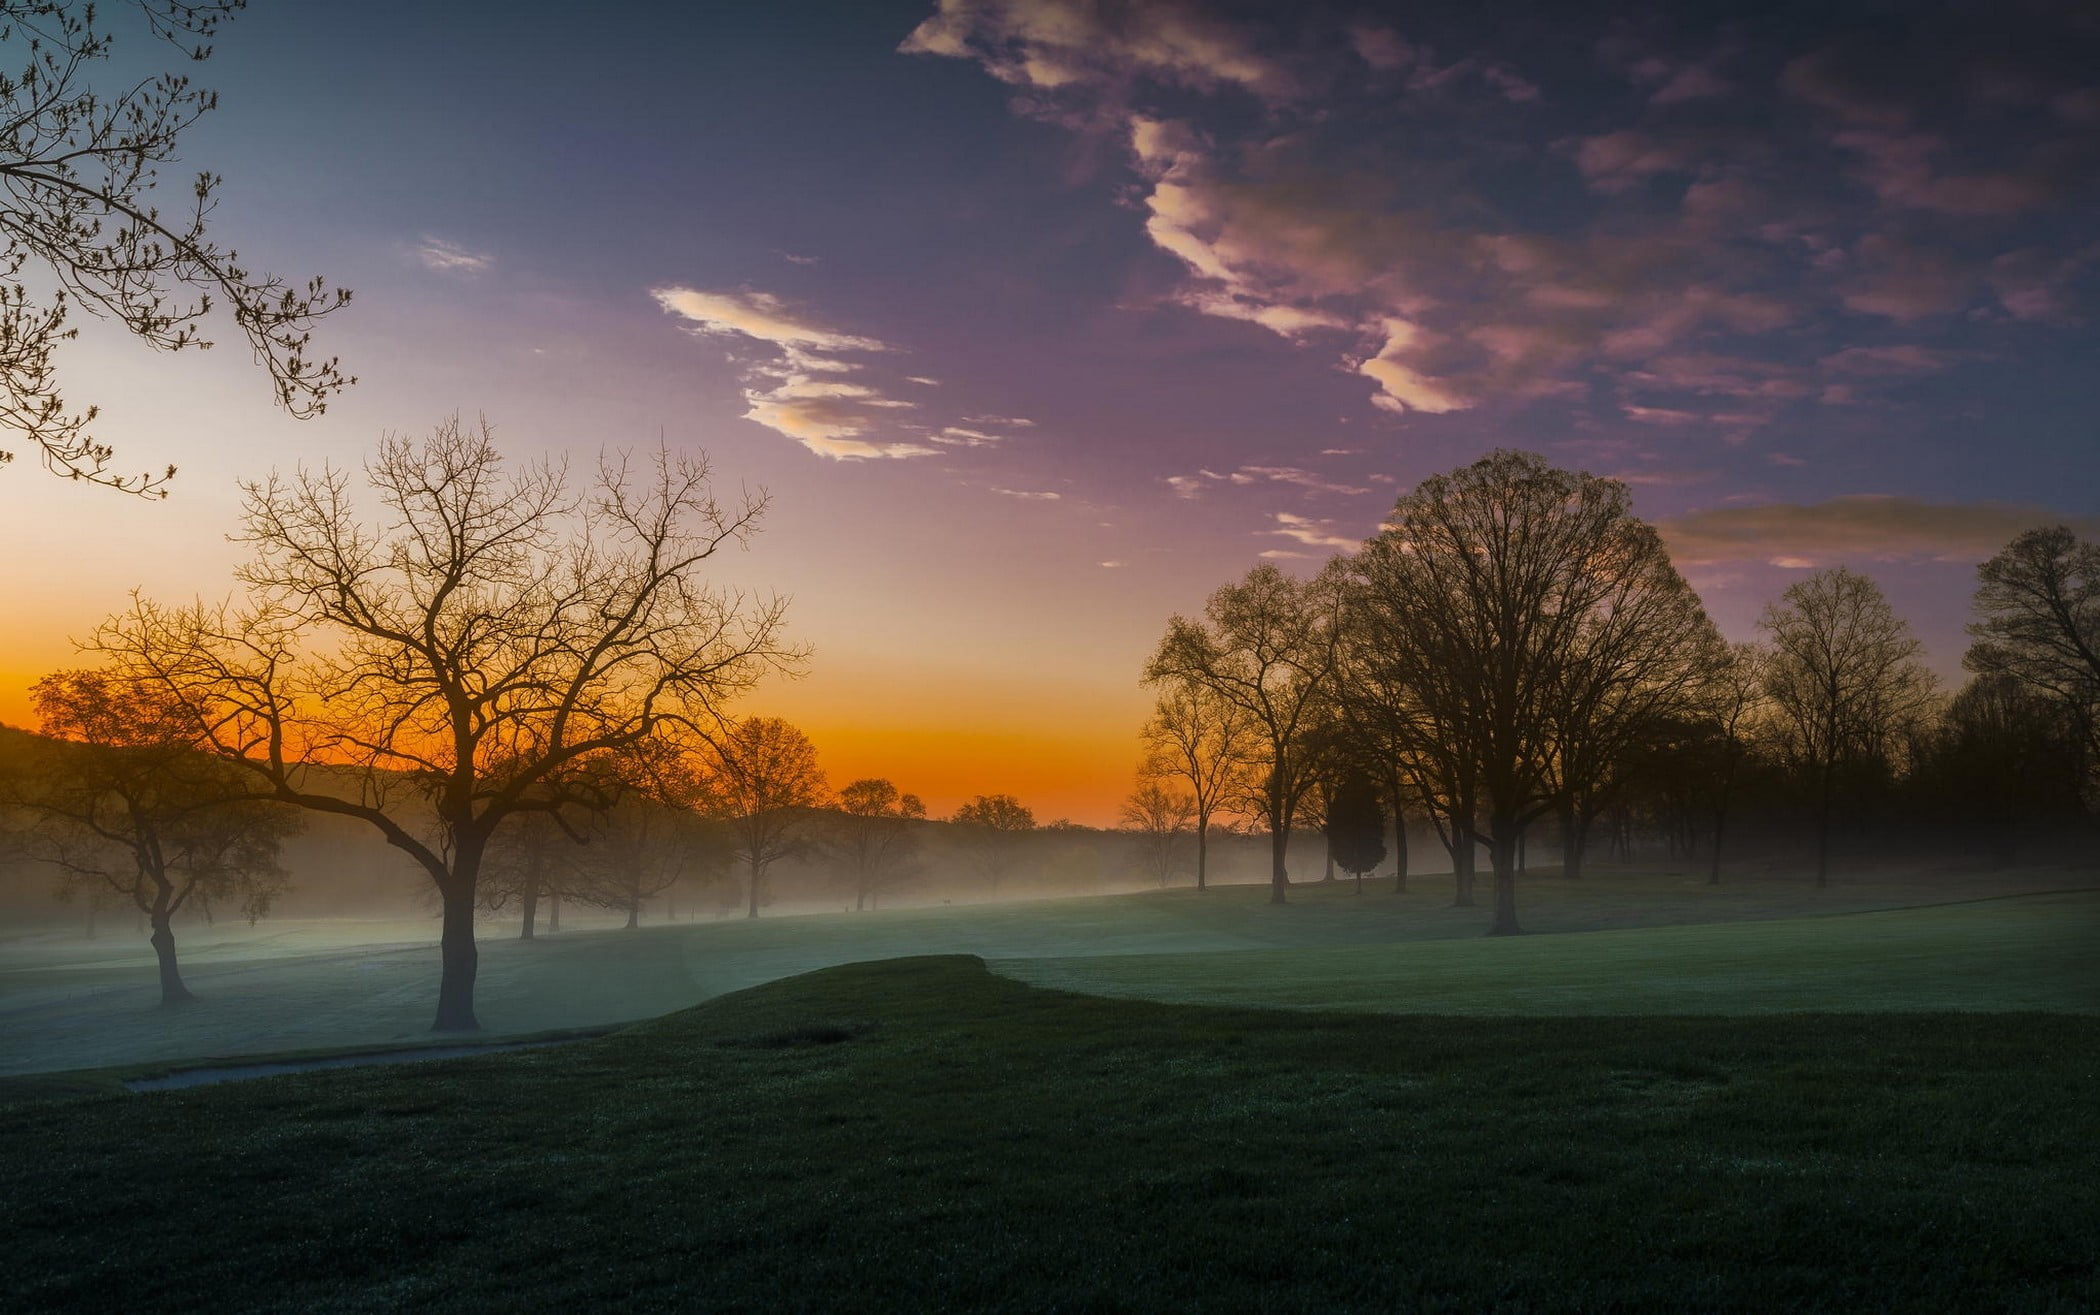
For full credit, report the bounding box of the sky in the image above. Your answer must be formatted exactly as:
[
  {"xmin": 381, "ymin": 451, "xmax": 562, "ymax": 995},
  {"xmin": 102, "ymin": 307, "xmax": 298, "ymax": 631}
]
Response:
[{"xmin": 0, "ymin": 0, "xmax": 2095, "ymax": 824}]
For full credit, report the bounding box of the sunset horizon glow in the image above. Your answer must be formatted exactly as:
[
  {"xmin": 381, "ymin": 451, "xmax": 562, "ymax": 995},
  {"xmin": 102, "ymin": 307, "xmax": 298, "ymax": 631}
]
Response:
[{"xmin": 1, "ymin": 0, "xmax": 2094, "ymax": 827}]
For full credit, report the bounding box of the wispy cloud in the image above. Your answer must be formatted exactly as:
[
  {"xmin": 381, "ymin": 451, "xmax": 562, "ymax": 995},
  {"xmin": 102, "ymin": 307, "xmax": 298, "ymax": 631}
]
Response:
[
  {"xmin": 992, "ymin": 487, "xmax": 1061, "ymax": 500},
  {"xmin": 1167, "ymin": 464, "xmax": 1373, "ymax": 499},
  {"xmin": 414, "ymin": 236, "xmax": 492, "ymax": 275},
  {"xmin": 652, "ymin": 287, "xmax": 882, "ymax": 354},
  {"xmin": 654, "ymin": 286, "xmax": 1025, "ymax": 461},
  {"xmin": 1660, "ymin": 495, "xmax": 2091, "ymax": 567},
  {"xmin": 1268, "ymin": 511, "xmax": 1361, "ymax": 549}
]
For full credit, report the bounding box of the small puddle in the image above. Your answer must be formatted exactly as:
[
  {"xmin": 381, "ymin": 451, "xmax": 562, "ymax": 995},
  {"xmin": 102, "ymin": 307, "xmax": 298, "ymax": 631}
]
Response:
[{"xmin": 125, "ymin": 1036, "xmax": 597, "ymax": 1092}]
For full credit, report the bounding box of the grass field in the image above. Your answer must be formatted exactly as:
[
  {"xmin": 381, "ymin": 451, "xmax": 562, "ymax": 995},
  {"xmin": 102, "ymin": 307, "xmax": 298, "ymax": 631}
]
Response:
[
  {"xmin": 3, "ymin": 955, "xmax": 2094, "ymax": 1312},
  {"xmin": 3, "ymin": 863, "xmax": 2087, "ymax": 1076},
  {"xmin": 998, "ymin": 889, "xmax": 2100, "ymax": 1016}
]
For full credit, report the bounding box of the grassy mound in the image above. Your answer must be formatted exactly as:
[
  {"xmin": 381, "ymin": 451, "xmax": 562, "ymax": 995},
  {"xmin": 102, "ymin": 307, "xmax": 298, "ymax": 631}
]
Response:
[
  {"xmin": 997, "ymin": 889, "xmax": 2100, "ymax": 1016},
  {"xmin": 4, "ymin": 956, "xmax": 2094, "ymax": 1312}
]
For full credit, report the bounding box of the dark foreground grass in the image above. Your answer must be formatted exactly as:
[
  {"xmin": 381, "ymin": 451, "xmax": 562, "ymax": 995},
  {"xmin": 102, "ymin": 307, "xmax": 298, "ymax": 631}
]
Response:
[{"xmin": 3, "ymin": 957, "xmax": 2095, "ymax": 1313}]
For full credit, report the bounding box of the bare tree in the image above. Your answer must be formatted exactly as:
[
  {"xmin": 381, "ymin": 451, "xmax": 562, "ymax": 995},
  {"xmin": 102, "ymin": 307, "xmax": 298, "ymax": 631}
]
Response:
[
  {"xmin": 1535, "ymin": 526, "xmax": 1726, "ymax": 880},
  {"xmin": 828, "ymin": 777, "xmax": 925, "ymax": 912},
  {"xmin": 1137, "ymin": 682, "xmax": 1254, "ymax": 891},
  {"xmin": 9, "ymin": 667, "xmax": 296, "ymax": 1003},
  {"xmin": 1120, "ymin": 777, "xmax": 1195, "ymax": 888},
  {"xmin": 951, "ymin": 792, "xmax": 1035, "ymax": 895},
  {"xmin": 1760, "ymin": 567, "xmax": 1936, "ymax": 887},
  {"xmin": 575, "ymin": 798, "xmax": 724, "ymax": 929},
  {"xmin": 480, "ymin": 811, "xmax": 583, "ymax": 940},
  {"xmin": 1337, "ymin": 597, "xmax": 1477, "ymax": 904},
  {"xmin": 1351, "ymin": 451, "xmax": 1709, "ymax": 935},
  {"xmin": 1698, "ymin": 642, "xmax": 1770, "ymax": 885},
  {"xmin": 0, "ymin": 1, "xmax": 352, "ymax": 493},
  {"xmin": 88, "ymin": 418, "xmax": 800, "ymax": 1029},
  {"xmin": 1965, "ymin": 526, "xmax": 2100, "ymax": 778},
  {"xmin": 1146, "ymin": 562, "xmax": 1346, "ymax": 905},
  {"xmin": 702, "ymin": 716, "xmax": 827, "ymax": 919},
  {"xmin": 1920, "ymin": 673, "xmax": 2088, "ymax": 863}
]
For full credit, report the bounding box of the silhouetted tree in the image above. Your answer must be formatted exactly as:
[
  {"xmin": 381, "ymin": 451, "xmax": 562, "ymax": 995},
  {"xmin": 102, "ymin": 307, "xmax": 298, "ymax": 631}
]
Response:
[
  {"xmin": 1147, "ymin": 562, "xmax": 1345, "ymax": 905},
  {"xmin": 1138, "ymin": 682, "xmax": 1254, "ymax": 891},
  {"xmin": 1352, "ymin": 451, "xmax": 1710, "ymax": 935},
  {"xmin": 703, "ymin": 716, "xmax": 827, "ymax": 919},
  {"xmin": 1323, "ymin": 767, "xmax": 1385, "ymax": 894},
  {"xmin": 1760, "ymin": 567, "xmax": 1935, "ymax": 887},
  {"xmin": 828, "ymin": 777, "xmax": 925, "ymax": 911},
  {"xmin": 580, "ymin": 799, "xmax": 725, "ymax": 928},
  {"xmin": 1697, "ymin": 642, "xmax": 1770, "ymax": 884},
  {"xmin": 1535, "ymin": 549, "xmax": 1724, "ymax": 880},
  {"xmin": 0, "ymin": 1, "xmax": 351, "ymax": 493},
  {"xmin": 1914, "ymin": 673, "xmax": 2087, "ymax": 862},
  {"xmin": 1121, "ymin": 778, "xmax": 1195, "ymax": 887},
  {"xmin": 10, "ymin": 668, "xmax": 297, "ymax": 1003},
  {"xmin": 88, "ymin": 419, "xmax": 800, "ymax": 1029},
  {"xmin": 952, "ymin": 792, "xmax": 1035, "ymax": 895},
  {"xmin": 480, "ymin": 811, "xmax": 583, "ymax": 940},
  {"xmin": 1336, "ymin": 598, "xmax": 1473, "ymax": 904},
  {"xmin": 1965, "ymin": 526, "xmax": 2100, "ymax": 787}
]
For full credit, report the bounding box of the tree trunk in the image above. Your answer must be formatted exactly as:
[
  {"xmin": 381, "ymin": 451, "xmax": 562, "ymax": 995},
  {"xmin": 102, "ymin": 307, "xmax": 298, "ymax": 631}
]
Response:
[
  {"xmin": 1813, "ymin": 769, "xmax": 1833, "ymax": 889},
  {"xmin": 520, "ymin": 882, "xmax": 539, "ymax": 940},
  {"xmin": 1268, "ymin": 815, "xmax": 1289, "ymax": 905},
  {"xmin": 748, "ymin": 858, "xmax": 762, "ymax": 918},
  {"xmin": 432, "ymin": 878, "xmax": 480, "ymax": 1032},
  {"xmin": 1707, "ymin": 798, "xmax": 1731, "ymax": 886},
  {"xmin": 1449, "ymin": 830, "xmax": 1476, "ymax": 907},
  {"xmin": 548, "ymin": 892, "xmax": 561, "ymax": 933},
  {"xmin": 1195, "ymin": 822, "xmax": 1208, "ymax": 892},
  {"xmin": 1560, "ymin": 800, "xmax": 1587, "ymax": 880},
  {"xmin": 1392, "ymin": 808, "xmax": 1409, "ymax": 894},
  {"xmin": 1487, "ymin": 813, "xmax": 1522, "ymax": 936},
  {"xmin": 149, "ymin": 915, "xmax": 194, "ymax": 1006},
  {"xmin": 1323, "ymin": 845, "xmax": 1336, "ymax": 883},
  {"xmin": 626, "ymin": 890, "xmax": 640, "ymax": 929},
  {"xmin": 1517, "ymin": 827, "xmax": 1528, "ymax": 876}
]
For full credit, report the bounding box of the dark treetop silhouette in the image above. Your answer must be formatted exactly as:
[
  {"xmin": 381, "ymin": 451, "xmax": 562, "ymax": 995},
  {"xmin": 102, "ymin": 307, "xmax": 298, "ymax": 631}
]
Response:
[{"xmin": 1345, "ymin": 450, "xmax": 1722, "ymax": 934}]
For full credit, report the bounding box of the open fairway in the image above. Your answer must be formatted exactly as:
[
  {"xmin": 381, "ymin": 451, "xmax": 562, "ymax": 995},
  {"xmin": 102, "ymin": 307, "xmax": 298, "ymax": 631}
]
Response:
[
  {"xmin": 2, "ymin": 865, "xmax": 2092, "ymax": 1077},
  {"xmin": 997, "ymin": 889, "xmax": 2100, "ymax": 1016},
  {"xmin": 3, "ymin": 956, "xmax": 2095, "ymax": 1312}
]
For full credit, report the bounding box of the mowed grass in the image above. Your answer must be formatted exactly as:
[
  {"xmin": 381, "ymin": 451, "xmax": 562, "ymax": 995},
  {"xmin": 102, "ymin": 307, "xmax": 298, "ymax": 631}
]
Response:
[
  {"xmin": 2, "ymin": 956, "xmax": 2094, "ymax": 1313},
  {"xmin": 998, "ymin": 890, "xmax": 2100, "ymax": 1016},
  {"xmin": 3, "ymin": 862, "xmax": 2084, "ymax": 1075}
]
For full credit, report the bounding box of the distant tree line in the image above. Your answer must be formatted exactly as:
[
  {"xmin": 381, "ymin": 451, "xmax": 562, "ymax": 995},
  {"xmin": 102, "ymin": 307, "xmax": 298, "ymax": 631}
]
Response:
[{"xmin": 1129, "ymin": 450, "xmax": 2098, "ymax": 932}]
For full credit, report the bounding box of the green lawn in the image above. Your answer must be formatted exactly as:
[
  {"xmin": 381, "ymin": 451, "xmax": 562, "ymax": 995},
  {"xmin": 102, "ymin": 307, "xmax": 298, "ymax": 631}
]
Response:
[
  {"xmin": 3, "ymin": 956, "xmax": 2094, "ymax": 1312},
  {"xmin": 997, "ymin": 889, "xmax": 2100, "ymax": 1016},
  {"xmin": 4, "ymin": 863, "xmax": 2085, "ymax": 1076}
]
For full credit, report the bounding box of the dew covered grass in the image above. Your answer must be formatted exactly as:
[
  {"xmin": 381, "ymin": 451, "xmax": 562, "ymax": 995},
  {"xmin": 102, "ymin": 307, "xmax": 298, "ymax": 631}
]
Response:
[
  {"xmin": 997, "ymin": 889, "xmax": 2100, "ymax": 1016},
  {"xmin": 2, "ymin": 955, "xmax": 2094, "ymax": 1312}
]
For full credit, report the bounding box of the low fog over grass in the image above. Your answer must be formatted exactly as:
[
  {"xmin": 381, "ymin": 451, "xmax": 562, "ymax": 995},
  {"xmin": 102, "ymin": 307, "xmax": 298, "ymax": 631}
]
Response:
[{"xmin": 4, "ymin": 851, "xmax": 2090, "ymax": 1078}]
